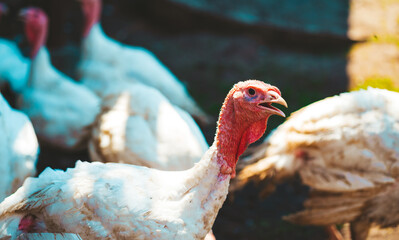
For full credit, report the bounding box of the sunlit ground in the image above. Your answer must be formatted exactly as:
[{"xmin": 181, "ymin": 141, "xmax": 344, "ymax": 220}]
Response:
[{"xmin": 347, "ymin": 0, "xmax": 399, "ymax": 92}]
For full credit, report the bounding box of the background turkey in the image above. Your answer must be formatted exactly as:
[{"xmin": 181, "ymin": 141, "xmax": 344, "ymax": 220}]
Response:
[{"xmin": 232, "ymin": 88, "xmax": 399, "ymax": 240}]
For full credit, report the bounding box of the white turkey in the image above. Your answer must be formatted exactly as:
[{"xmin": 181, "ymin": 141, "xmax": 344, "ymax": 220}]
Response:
[
  {"xmin": 18, "ymin": 7, "xmax": 100, "ymax": 150},
  {"xmin": 0, "ymin": 2, "xmax": 30, "ymax": 93},
  {"xmin": 77, "ymin": 0, "xmax": 210, "ymax": 124},
  {"xmin": 0, "ymin": 91, "xmax": 38, "ymax": 202},
  {"xmin": 232, "ymin": 87, "xmax": 399, "ymax": 240},
  {"xmin": 89, "ymin": 81, "xmax": 209, "ymax": 170},
  {"xmin": 0, "ymin": 80, "xmax": 287, "ymax": 239}
]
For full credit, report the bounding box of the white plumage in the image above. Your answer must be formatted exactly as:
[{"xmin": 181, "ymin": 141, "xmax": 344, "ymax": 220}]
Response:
[
  {"xmin": 232, "ymin": 87, "xmax": 399, "ymax": 240},
  {"xmin": 0, "ymin": 151, "xmax": 226, "ymax": 239},
  {"xmin": 0, "ymin": 92, "xmax": 38, "ymax": 202},
  {"xmin": 78, "ymin": 0, "xmax": 208, "ymax": 122},
  {"xmin": 0, "ymin": 39, "xmax": 30, "ymax": 93},
  {"xmin": 0, "ymin": 80, "xmax": 287, "ymax": 240},
  {"xmin": 18, "ymin": 48, "xmax": 100, "ymax": 149},
  {"xmin": 90, "ymin": 82, "xmax": 209, "ymax": 170}
]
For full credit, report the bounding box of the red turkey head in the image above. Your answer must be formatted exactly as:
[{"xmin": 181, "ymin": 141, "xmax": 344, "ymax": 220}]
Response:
[
  {"xmin": 232, "ymin": 80, "xmax": 287, "ymax": 118},
  {"xmin": 20, "ymin": 7, "xmax": 48, "ymax": 58},
  {"xmin": 216, "ymin": 80, "xmax": 287, "ymax": 178},
  {"xmin": 79, "ymin": 0, "xmax": 101, "ymax": 37}
]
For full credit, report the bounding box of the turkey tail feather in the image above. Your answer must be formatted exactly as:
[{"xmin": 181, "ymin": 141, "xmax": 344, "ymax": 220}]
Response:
[{"xmin": 284, "ymin": 188, "xmax": 388, "ymax": 226}]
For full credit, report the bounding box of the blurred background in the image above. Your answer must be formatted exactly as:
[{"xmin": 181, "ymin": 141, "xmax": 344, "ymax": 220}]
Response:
[{"xmin": 1, "ymin": 0, "xmax": 398, "ymax": 239}]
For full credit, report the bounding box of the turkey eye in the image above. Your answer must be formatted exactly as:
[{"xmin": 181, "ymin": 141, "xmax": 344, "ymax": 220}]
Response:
[{"xmin": 248, "ymin": 88, "xmax": 256, "ymax": 96}]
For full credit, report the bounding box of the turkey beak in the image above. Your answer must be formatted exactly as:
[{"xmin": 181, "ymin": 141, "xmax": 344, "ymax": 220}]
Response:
[
  {"xmin": 270, "ymin": 94, "xmax": 288, "ymax": 118},
  {"xmin": 258, "ymin": 91, "xmax": 288, "ymax": 117},
  {"xmin": 269, "ymin": 91, "xmax": 288, "ymax": 108}
]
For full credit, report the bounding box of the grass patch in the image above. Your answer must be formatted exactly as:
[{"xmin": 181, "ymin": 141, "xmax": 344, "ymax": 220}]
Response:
[
  {"xmin": 351, "ymin": 76, "xmax": 399, "ymax": 92},
  {"xmin": 369, "ymin": 34, "xmax": 399, "ymax": 47}
]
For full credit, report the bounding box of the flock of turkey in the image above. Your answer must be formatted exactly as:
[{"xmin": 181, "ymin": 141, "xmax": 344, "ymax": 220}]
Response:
[{"xmin": 0, "ymin": 0, "xmax": 398, "ymax": 240}]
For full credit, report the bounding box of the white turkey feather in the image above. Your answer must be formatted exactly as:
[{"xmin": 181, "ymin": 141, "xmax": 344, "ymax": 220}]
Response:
[
  {"xmin": 0, "ymin": 39, "xmax": 30, "ymax": 92},
  {"xmin": 90, "ymin": 82, "xmax": 208, "ymax": 170},
  {"xmin": 0, "ymin": 92, "xmax": 38, "ymax": 202}
]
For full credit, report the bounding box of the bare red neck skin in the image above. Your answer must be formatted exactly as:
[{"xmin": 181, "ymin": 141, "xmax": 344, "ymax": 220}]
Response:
[
  {"xmin": 82, "ymin": 0, "xmax": 101, "ymax": 38},
  {"xmin": 215, "ymin": 92, "xmax": 270, "ymax": 179},
  {"xmin": 18, "ymin": 214, "xmax": 37, "ymax": 233},
  {"xmin": 25, "ymin": 19, "xmax": 47, "ymax": 59}
]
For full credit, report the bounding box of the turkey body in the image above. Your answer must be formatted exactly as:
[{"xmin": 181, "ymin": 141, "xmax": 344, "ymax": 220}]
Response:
[
  {"xmin": 18, "ymin": 47, "xmax": 100, "ymax": 150},
  {"xmin": 0, "ymin": 39, "xmax": 30, "ymax": 92},
  {"xmin": 0, "ymin": 92, "xmax": 38, "ymax": 202},
  {"xmin": 233, "ymin": 88, "xmax": 399, "ymax": 239},
  {"xmin": 90, "ymin": 82, "xmax": 208, "ymax": 170}
]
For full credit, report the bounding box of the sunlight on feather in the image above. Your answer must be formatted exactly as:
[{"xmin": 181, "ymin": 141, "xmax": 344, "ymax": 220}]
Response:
[
  {"xmin": 13, "ymin": 122, "xmax": 38, "ymax": 156},
  {"xmin": 156, "ymin": 100, "xmax": 206, "ymax": 169},
  {"xmin": 101, "ymin": 92, "xmax": 130, "ymax": 152}
]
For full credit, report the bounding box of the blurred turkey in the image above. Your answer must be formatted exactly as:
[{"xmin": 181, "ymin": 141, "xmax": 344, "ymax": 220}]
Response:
[
  {"xmin": 18, "ymin": 7, "xmax": 100, "ymax": 150},
  {"xmin": 0, "ymin": 80, "xmax": 287, "ymax": 239},
  {"xmin": 0, "ymin": 3, "xmax": 30, "ymax": 93},
  {"xmin": 0, "ymin": 92, "xmax": 38, "ymax": 202},
  {"xmin": 89, "ymin": 81, "xmax": 209, "ymax": 170},
  {"xmin": 77, "ymin": 0, "xmax": 210, "ymax": 124},
  {"xmin": 232, "ymin": 88, "xmax": 399, "ymax": 240}
]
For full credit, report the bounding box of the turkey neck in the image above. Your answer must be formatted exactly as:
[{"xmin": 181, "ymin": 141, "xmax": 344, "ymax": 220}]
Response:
[
  {"xmin": 82, "ymin": 0, "xmax": 101, "ymax": 38},
  {"xmin": 26, "ymin": 21, "xmax": 47, "ymax": 59},
  {"xmin": 175, "ymin": 145, "xmax": 230, "ymax": 238},
  {"xmin": 25, "ymin": 15, "xmax": 50, "ymax": 87},
  {"xmin": 173, "ymin": 92, "xmax": 269, "ymax": 236},
  {"xmin": 216, "ymin": 94, "xmax": 269, "ymax": 178},
  {"xmin": 28, "ymin": 48, "xmax": 56, "ymax": 88}
]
